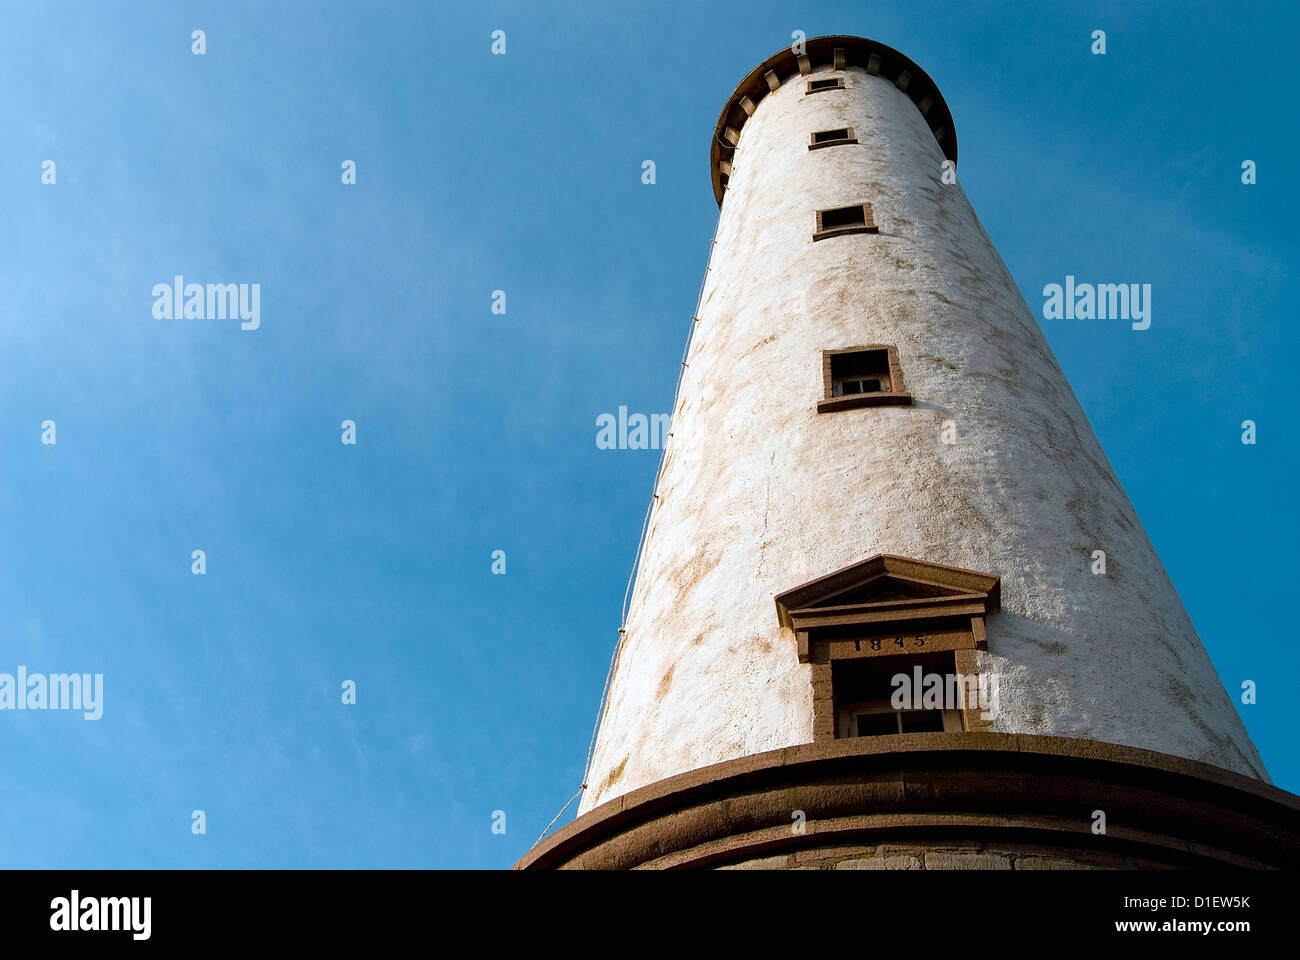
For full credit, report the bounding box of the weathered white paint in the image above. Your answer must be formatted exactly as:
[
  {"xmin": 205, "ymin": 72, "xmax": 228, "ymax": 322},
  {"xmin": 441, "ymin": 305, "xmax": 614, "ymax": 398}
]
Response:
[{"xmin": 580, "ymin": 59, "xmax": 1264, "ymax": 814}]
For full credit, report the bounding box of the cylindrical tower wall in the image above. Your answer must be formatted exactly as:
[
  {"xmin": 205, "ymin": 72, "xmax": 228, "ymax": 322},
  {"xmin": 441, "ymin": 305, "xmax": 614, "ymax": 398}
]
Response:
[{"xmin": 581, "ymin": 50, "xmax": 1263, "ymax": 814}]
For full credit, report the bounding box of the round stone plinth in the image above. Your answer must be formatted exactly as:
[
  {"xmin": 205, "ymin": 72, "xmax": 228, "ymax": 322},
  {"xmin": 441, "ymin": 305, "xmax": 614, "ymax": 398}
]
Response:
[{"xmin": 517, "ymin": 734, "xmax": 1300, "ymax": 870}]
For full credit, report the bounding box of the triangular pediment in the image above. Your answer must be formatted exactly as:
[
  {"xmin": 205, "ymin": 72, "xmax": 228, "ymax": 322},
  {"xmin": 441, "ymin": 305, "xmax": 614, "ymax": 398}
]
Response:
[
  {"xmin": 775, "ymin": 554, "xmax": 1000, "ymax": 629},
  {"xmin": 805, "ymin": 573, "xmax": 962, "ymax": 607}
]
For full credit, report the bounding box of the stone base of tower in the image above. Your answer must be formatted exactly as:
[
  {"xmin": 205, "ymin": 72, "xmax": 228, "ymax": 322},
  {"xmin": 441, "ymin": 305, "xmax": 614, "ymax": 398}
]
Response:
[{"xmin": 516, "ymin": 734, "xmax": 1300, "ymax": 869}]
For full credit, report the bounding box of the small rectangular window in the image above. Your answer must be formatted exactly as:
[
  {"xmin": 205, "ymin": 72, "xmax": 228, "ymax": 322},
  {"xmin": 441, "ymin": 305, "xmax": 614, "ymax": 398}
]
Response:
[
  {"xmin": 819, "ymin": 346, "xmax": 912, "ymax": 411},
  {"xmin": 806, "ymin": 77, "xmax": 845, "ymax": 94},
  {"xmin": 813, "ymin": 202, "xmax": 876, "ymax": 241},
  {"xmin": 822, "ymin": 206, "xmax": 863, "ymax": 229},
  {"xmin": 833, "ymin": 655, "xmax": 965, "ymax": 739},
  {"xmin": 808, "ymin": 127, "xmax": 857, "ymax": 150},
  {"xmin": 832, "ymin": 348, "xmax": 889, "ymax": 394}
]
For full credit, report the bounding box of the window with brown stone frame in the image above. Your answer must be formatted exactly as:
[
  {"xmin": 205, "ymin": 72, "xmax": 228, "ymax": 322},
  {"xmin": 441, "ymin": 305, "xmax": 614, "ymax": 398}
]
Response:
[
  {"xmin": 813, "ymin": 202, "xmax": 876, "ymax": 241},
  {"xmin": 833, "ymin": 653, "xmax": 966, "ymax": 738},
  {"xmin": 817, "ymin": 345, "xmax": 911, "ymax": 412},
  {"xmin": 774, "ymin": 555, "xmax": 1002, "ymax": 743},
  {"xmin": 805, "ymin": 76, "xmax": 845, "ymax": 94},
  {"xmin": 808, "ymin": 127, "xmax": 857, "ymax": 150}
]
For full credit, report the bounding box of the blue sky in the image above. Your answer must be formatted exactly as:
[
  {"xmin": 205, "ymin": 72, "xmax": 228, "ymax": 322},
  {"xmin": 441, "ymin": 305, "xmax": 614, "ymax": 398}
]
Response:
[{"xmin": 1, "ymin": 1, "xmax": 1295, "ymax": 868}]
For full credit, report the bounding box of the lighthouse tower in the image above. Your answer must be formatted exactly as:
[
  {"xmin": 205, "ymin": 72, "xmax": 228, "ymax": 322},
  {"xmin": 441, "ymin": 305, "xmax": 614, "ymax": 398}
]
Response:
[{"xmin": 520, "ymin": 36, "xmax": 1300, "ymax": 869}]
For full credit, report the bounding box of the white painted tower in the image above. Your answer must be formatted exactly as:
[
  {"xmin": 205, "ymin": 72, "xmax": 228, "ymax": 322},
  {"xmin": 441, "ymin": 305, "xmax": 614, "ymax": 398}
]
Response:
[{"xmin": 522, "ymin": 37, "xmax": 1298, "ymax": 871}]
